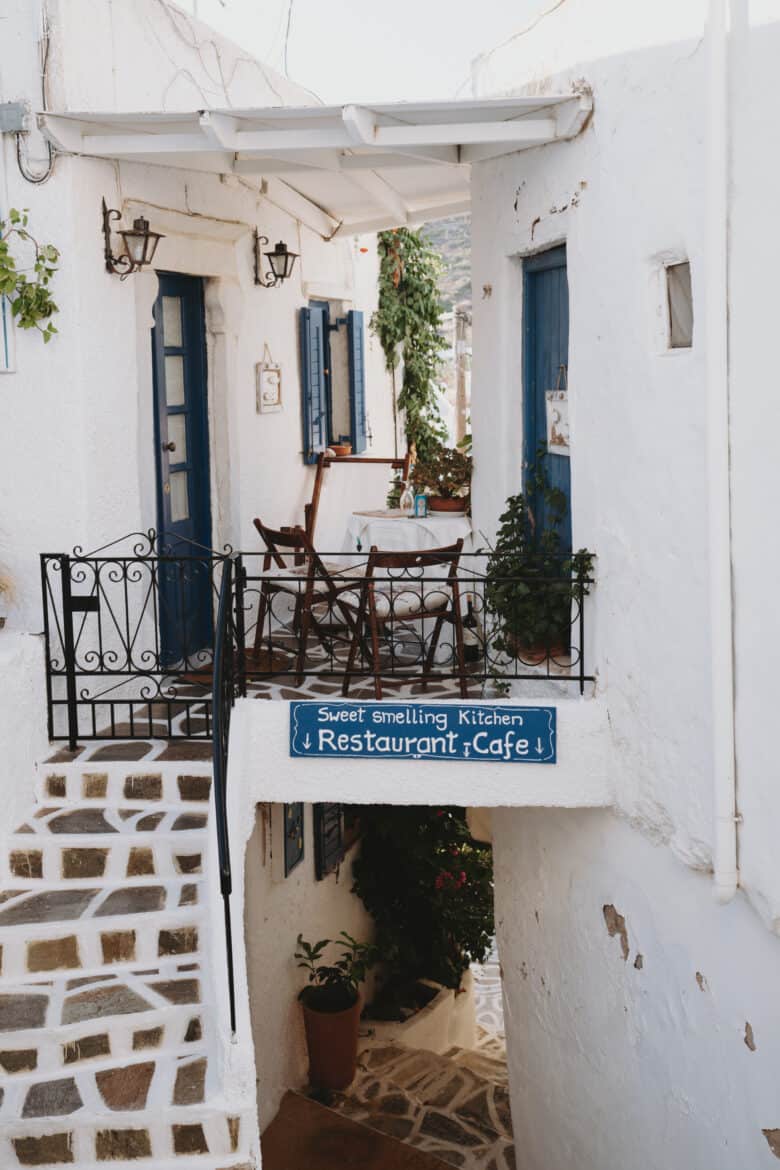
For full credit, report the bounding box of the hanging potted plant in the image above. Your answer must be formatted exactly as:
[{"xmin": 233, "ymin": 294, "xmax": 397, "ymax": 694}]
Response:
[
  {"xmin": 295, "ymin": 931, "xmax": 377, "ymax": 1090},
  {"xmin": 411, "ymin": 443, "xmax": 472, "ymax": 513},
  {"xmin": 484, "ymin": 458, "xmax": 594, "ymax": 662}
]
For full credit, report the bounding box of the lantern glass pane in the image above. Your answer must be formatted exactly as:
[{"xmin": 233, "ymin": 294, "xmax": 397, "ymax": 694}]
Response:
[
  {"xmin": 268, "ymin": 250, "xmax": 286, "ymax": 279},
  {"xmin": 145, "ymin": 234, "xmax": 162, "ymax": 264},
  {"xmin": 124, "ymin": 232, "xmax": 147, "ymax": 265}
]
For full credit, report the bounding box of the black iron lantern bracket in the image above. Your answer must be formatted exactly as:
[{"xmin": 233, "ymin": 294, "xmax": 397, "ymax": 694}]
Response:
[
  {"xmin": 102, "ymin": 198, "xmax": 164, "ymax": 279},
  {"xmin": 253, "ymin": 229, "xmax": 299, "ymax": 288}
]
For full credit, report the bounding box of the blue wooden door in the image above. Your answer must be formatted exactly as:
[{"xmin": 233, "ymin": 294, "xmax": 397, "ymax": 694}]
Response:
[
  {"xmin": 151, "ymin": 274, "xmax": 212, "ymax": 666},
  {"xmin": 523, "ymin": 246, "xmax": 571, "ymax": 550}
]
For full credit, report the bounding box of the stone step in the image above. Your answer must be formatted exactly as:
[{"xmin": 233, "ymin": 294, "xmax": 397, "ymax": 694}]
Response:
[
  {"xmin": 0, "ymin": 965, "xmax": 206, "ymax": 1044},
  {"xmin": 0, "ymin": 999, "xmax": 211, "ymax": 1079},
  {"xmin": 0, "ymin": 1045, "xmax": 212, "ymax": 1121},
  {"xmin": 13, "ymin": 805, "xmax": 210, "ymax": 837},
  {"xmin": 0, "ymin": 901, "xmax": 205, "ymax": 983},
  {"xmin": 36, "ymin": 768, "xmax": 212, "ymax": 809},
  {"xmin": 18, "ymin": 1159, "xmax": 254, "ymax": 1170},
  {"xmin": 3, "ymin": 831, "xmax": 207, "ymax": 884},
  {"xmin": 0, "ymin": 1101, "xmax": 253, "ymax": 1166}
]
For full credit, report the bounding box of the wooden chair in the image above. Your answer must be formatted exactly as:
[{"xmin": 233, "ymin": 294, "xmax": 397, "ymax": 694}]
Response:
[
  {"xmin": 338, "ymin": 539, "xmax": 468, "ymax": 700},
  {"xmin": 251, "ymin": 519, "xmax": 366, "ymax": 683}
]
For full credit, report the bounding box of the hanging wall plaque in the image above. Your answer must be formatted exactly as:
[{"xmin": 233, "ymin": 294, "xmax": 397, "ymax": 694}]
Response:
[
  {"xmin": 545, "ymin": 364, "xmax": 570, "ymax": 456},
  {"xmin": 256, "ymin": 343, "xmax": 282, "ymax": 413}
]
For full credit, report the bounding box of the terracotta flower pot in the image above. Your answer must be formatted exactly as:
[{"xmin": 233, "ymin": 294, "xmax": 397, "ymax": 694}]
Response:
[
  {"xmin": 428, "ymin": 496, "xmax": 467, "ymax": 513},
  {"xmin": 301, "ymin": 993, "xmax": 362, "ymax": 1090}
]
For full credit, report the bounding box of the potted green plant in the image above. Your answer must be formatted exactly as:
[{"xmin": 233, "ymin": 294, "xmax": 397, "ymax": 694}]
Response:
[
  {"xmin": 411, "ymin": 443, "xmax": 472, "ymax": 512},
  {"xmin": 351, "ymin": 806, "xmax": 493, "ymax": 1021},
  {"xmin": 295, "ymin": 931, "xmax": 377, "ymax": 1090},
  {"xmin": 484, "ymin": 458, "xmax": 594, "ymax": 661}
]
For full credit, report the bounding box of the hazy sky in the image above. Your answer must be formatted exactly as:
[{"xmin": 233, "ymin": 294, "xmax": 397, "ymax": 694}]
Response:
[{"xmin": 186, "ymin": 0, "xmax": 548, "ymax": 102}]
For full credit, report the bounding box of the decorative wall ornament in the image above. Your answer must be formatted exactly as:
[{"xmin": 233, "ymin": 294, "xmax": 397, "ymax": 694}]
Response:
[
  {"xmin": 256, "ymin": 343, "xmax": 282, "ymax": 413},
  {"xmin": 545, "ymin": 365, "xmax": 570, "ymax": 457}
]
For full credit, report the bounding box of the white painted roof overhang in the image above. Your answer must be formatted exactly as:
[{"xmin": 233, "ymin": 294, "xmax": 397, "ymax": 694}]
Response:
[{"xmin": 40, "ymin": 95, "xmax": 591, "ymax": 237}]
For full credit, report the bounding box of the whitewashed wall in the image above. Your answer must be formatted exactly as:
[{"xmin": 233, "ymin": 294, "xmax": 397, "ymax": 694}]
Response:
[
  {"xmin": 0, "ymin": 0, "xmax": 395, "ymax": 645},
  {"xmin": 493, "ymin": 807, "xmax": 780, "ymax": 1170},
  {"xmin": 243, "ymin": 804, "xmax": 375, "ymax": 1130},
  {"xmin": 470, "ymin": 1, "xmax": 780, "ymax": 1163}
]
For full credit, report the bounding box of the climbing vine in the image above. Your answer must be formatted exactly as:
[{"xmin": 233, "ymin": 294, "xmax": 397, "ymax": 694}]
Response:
[
  {"xmin": 371, "ymin": 228, "xmax": 448, "ymax": 464},
  {"xmin": 0, "ymin": 208, "xmax": 59, "ymax": 342}
]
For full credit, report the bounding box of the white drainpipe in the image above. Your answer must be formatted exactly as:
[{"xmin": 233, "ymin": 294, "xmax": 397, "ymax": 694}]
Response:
[{"xmin": 706, "ymin": 0, "xmax": 739, "ymax": 904}]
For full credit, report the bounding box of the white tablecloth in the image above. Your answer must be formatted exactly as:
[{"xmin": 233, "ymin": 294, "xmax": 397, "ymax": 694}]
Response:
[{"xmin": 343, "ymin": 509, "xmax": 472, "ymax": 553}]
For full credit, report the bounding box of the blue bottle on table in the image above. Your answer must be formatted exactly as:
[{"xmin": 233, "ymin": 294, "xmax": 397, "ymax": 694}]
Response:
[{"xmin": 414, "ymin": 494, "xmax": 428, "ymax": 518}]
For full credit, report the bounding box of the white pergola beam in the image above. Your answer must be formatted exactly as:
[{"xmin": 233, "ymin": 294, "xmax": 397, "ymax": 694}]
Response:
[
  {"xmin": 375, "ymin": 117, "xmax": 557, "ymax": 150},
  {"xmin": 342, "ymin": 104, "xmax": 377, "ymax": 145},
  {"xmin": 198, "ymin": 111, "xmax": 241, "ymax": 150},
  {"xmin": 58, "ymin": 116, "xmax": 560, "ymax": 160}
]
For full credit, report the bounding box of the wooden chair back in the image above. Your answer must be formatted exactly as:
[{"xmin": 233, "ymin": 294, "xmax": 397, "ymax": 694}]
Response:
[{"xmin": 252, "ymin": 518, "xmax": 311, "ymax": 571}]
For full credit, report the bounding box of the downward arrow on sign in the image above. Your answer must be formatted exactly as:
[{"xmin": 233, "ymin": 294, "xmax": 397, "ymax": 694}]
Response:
[{"xmin": 302, "ymin": 734, "xmax": 312, "ymax": 750}]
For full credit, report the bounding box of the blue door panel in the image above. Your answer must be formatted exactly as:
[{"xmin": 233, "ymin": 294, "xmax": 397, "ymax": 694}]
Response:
[
  {"xmin": 151, "ymin": 273, "xmax": 212, "ymax": 666},
  {"xmin": 300, "ymin": 304, "xmax": 330, "ymax": 464},
  {"xmin": 523, "ymin": 246, "xmax": 571, "ymax": 549}
]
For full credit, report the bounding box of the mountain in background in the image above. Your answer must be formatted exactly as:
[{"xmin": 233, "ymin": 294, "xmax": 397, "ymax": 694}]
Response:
[{"xmin": 422, "ymin": 214, "xmax": 471, "ymax": 312}]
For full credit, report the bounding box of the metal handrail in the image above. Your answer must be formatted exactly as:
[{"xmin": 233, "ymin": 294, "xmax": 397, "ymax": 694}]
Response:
[{"xmin": 211, "ymin": 556, "xmax": 237, "ymax": 1035}]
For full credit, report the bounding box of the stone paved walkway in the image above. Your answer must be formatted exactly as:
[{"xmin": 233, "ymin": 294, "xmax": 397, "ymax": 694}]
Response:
[{"xmin": 327, "ymin": 944, "xmax": 514, "ymax": 1170}]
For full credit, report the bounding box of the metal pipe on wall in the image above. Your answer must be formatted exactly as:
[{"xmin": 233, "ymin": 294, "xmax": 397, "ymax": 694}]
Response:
[{"xmin": 706, "ymin": 0, "xmax": 739, "ymax": 904}]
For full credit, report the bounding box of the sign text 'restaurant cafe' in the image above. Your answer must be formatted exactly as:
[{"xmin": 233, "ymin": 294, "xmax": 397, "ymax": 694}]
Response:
[{"xmin": 290, "ymin": 703, "xmax": 556, "ymax": 764}]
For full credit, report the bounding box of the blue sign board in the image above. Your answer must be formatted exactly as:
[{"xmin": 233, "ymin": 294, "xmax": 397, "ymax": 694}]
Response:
[{"xmin": 290, "ymin": 702, "xmax": 556, "ymax": 764}]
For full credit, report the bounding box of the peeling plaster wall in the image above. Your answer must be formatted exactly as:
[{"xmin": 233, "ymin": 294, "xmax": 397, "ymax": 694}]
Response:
[
  {"xmin": 0, "ymin": 0, "xmax": 394, "ymax": 648},
  {"xmin": 471, "ymin": 3, "xmax": 780, "ymax": 917},
  {"xmin": 492, "ymin": 807, "xmax": 780, "ymax": 1170},
  {"xmin": 243, "ymin": 804, "xmax": 374, "ymax": 1132}
]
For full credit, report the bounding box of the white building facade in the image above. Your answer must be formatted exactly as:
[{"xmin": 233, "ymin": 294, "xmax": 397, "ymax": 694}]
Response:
[
  {"xmin": 1, "ymin": 0, "xmax": 779, "ymax": 1168},
  {"xmin": 467, "ymin": 1, "xmax": 780, "ymax": 1166}
]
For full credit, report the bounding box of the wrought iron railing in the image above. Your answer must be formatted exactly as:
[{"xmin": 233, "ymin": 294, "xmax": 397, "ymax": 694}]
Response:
[
  {"xmin": 239, "ymin": 549, "xmax": 594, "ymax": 699},
  {"xmin": 212, "ymin": 555, "xmax": 237, "ymax": 1035},
  {"xmin": 40, "ymin": 540, "xmax": 594, "ymax": 747},
  {"xmin": 40, "ymin": 532, "xmax": 231, "ymax": 748}
]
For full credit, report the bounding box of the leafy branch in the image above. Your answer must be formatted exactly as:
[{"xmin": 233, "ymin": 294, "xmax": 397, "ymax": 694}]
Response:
[
  {"xmin": 371, "ymin": 228, "xmax": 448, "ymax": 468},
  {"xmin": 0, "ymin": 208, "xmax": 59, "ymax": 342}
]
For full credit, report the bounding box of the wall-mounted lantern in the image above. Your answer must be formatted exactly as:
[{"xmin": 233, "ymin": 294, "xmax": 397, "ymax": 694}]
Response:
[
  {"xmin": 102, "ymin": 198, "xmax": 164, "ymax": 278},
  {"xmin": 254, "ymin": 230, "xmax": 299, "ymax": 288}
]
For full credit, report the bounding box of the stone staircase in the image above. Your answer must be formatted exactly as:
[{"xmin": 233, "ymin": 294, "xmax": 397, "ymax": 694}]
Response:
[
  {"xmin": 0, "ymin": 761, "xmax": 255, "ymax": 1168},
  {"xmin": 330, "ymin": 1034, "xmax": 515, "ymax": 1170}
]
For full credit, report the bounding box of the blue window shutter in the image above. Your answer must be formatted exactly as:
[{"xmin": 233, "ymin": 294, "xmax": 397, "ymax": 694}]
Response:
[
  {"xmin": 300, "ymin": 305, "xmax": 328, "ymax": 465},
  {"xmin": 347, "ymin": 309, "xmax": 367, "ymax": 454}
]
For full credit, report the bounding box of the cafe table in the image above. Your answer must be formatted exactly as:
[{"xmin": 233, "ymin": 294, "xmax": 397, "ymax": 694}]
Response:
[{"xmin": 343, "ymin": 508, "xmax": 473, "ymax": 554}]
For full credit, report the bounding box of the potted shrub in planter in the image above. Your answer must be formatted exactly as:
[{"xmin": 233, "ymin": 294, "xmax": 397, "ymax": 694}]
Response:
[
  {"xmin": 295, "ymin": 931, "xmax": 377, "ymax": 1090},
  {"xmin": 411, "ymin": 443, "xmax": 472, "ymax": 513},
  {"xmin": 484, "ymin": 459, "xmax": 594, "ymax": 662}
]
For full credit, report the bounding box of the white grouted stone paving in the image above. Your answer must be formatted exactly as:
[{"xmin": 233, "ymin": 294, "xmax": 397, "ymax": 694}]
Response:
[{"xmin": 0, "ymin": 761, "xmax": 256, "ymax": 1169}]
